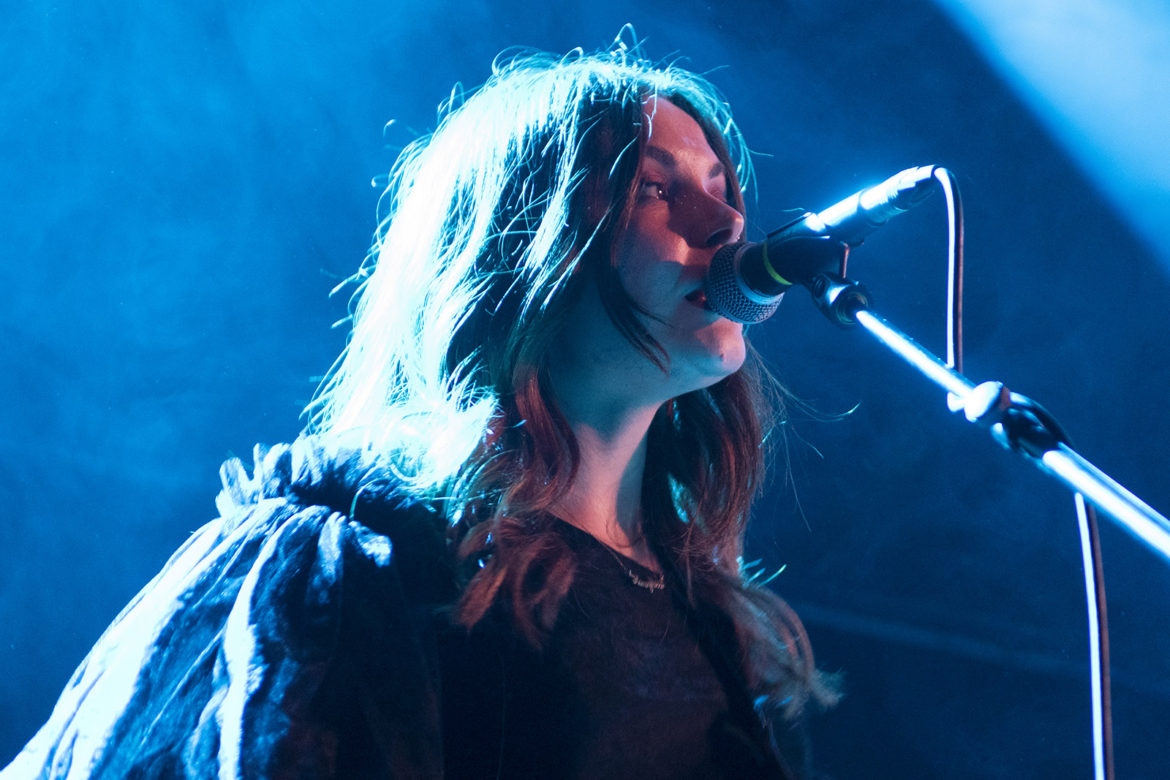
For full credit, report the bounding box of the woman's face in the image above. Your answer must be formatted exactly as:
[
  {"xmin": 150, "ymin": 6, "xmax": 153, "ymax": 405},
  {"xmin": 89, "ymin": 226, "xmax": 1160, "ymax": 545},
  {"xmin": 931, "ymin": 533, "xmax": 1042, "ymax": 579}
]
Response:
[{"xmin": 550, "ymin": 96, "xmax": 747, "ymax": 415}]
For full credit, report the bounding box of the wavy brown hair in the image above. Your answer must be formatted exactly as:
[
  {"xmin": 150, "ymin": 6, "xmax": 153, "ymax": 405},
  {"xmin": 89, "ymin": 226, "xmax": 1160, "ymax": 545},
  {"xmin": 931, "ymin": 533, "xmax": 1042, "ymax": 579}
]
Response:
[{"xmin": 308, "ymin": 42, "xmax": 835, "ymax": 715}]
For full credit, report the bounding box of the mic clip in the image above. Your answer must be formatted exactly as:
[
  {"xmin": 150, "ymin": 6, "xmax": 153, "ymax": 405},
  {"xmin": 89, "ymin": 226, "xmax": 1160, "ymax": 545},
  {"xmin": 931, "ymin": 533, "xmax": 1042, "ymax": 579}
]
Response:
[{"xmin": 806, "ymin": 272, "xmax": 871, "ymax": 327}]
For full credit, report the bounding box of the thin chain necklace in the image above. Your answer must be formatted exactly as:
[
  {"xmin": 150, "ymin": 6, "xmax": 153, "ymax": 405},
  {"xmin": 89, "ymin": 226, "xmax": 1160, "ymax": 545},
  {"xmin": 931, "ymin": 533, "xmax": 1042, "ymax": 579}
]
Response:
[{"xmin": 601, "ymin": 544, "xmax": 666, "ymax": 592}]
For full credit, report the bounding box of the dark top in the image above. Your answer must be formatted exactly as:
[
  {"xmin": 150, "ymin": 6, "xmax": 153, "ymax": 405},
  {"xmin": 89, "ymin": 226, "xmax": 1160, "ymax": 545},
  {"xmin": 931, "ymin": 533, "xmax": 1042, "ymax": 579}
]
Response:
[
  {"xmin": 4, "ymin": 438, "xmax": 797, "ymax": 779},
  {"xmin": 439, "ymin": 520, "xmax": 735, "ymax": 779}
]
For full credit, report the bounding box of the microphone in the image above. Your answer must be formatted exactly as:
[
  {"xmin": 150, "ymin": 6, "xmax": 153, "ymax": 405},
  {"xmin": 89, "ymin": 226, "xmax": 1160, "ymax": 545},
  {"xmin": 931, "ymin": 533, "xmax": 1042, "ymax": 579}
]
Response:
[{"xmin": 705, "ymin": 165, "xmax": 938, "ymax": 323}]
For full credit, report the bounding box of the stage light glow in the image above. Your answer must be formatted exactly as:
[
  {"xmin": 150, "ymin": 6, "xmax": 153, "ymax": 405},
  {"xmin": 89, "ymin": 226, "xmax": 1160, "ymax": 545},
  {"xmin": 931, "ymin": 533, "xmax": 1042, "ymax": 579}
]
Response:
[{"xmin": 932, "ymin": 0, "xmax": 1170, "ymax": 271}]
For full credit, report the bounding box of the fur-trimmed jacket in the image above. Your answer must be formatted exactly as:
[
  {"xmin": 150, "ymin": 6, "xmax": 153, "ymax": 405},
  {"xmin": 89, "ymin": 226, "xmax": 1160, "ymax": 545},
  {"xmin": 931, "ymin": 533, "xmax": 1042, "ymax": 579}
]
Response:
[{"xmin": 4, "ymin": 438, "xmax": 457, "ymax": 778}]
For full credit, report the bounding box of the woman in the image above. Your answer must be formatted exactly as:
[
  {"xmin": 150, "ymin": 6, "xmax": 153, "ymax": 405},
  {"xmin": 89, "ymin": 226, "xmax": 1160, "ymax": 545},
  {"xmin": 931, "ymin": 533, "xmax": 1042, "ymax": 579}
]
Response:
[{"xmin": 5, "ymin": 43, "xmax": 833, "ymax": 779}]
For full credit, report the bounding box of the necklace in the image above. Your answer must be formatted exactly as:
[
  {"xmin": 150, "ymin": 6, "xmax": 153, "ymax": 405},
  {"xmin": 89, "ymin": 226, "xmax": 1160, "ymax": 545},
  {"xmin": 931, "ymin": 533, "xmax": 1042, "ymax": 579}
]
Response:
[
  {"xmin": 602, "ymin": 544, "xmax": 666, "ymax": 592},
  {"xmin": 625, "ymin": 567, "xmax": 666, "ymax": 592}
]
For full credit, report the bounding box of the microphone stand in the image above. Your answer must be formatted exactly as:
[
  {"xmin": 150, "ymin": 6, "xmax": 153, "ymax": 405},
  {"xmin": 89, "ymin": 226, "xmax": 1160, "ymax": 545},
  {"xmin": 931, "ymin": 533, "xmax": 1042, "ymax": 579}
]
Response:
[{"xmin": 804, "ymin": 271, "xmax": 1170, "ymax": 564}]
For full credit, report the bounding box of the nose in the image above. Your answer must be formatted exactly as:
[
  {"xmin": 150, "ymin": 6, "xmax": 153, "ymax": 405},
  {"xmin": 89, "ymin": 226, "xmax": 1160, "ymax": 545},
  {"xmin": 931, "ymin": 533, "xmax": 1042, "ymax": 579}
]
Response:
[{"xmin": 681, "ymin": 189, "xmax": 744, "ymax": 248}]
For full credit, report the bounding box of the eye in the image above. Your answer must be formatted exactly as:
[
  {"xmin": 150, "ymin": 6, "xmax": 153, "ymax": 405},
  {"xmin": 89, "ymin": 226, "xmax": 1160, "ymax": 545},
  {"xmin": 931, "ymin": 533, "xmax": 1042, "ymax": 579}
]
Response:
[{"xmin": 637, "ymin": 180, "xmax": 667, "ymax": 201}]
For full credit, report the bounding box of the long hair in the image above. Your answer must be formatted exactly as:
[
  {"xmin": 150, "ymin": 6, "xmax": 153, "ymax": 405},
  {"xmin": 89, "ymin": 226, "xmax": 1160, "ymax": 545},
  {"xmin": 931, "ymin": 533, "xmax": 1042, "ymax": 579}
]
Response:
[{"xmin": 306, "ymin": 43, "xmax": 834, "ymax": 714}]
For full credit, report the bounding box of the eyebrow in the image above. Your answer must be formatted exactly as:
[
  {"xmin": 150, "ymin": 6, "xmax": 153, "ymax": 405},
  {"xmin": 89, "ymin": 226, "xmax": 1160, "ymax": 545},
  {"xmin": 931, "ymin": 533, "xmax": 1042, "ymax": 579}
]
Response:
[{"xmin": 643, "ymin": 145, "xmax": 725, "ymax": 181}]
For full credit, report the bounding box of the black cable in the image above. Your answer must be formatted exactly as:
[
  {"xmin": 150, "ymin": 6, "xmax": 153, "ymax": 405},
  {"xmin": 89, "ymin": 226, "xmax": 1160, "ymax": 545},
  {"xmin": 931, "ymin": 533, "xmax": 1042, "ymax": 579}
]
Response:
[
  {"xmin": 1078, "ymin": 497, "xmax": 1115, "ymax": 779},
  {"xmin": 933, "ymin": 167, "xmax": 1112, "ymax": 779},
  {"xmin": 935, "ymin": 168, "xmax": 964, "ymax": 376}
]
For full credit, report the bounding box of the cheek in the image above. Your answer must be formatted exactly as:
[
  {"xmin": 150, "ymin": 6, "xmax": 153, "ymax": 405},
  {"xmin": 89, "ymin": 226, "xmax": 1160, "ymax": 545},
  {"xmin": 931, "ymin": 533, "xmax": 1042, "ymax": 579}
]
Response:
[
  {"xmin": 614, "ymin": 240, "xmax": 650, "ymax": 301},
  {"xmin": 614, "ymin": 227, "xmax": 677, "ymax": 310}
]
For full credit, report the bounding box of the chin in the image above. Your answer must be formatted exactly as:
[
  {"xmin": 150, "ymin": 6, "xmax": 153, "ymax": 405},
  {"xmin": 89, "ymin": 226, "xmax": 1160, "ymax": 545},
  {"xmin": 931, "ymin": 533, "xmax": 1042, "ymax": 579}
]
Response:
[
  {"xmin": 677, "ymin": 331, "xmax": 746, "ymax": 391},
  {"xmin": 710, "ymin": 322, "xmax": 747, "ymax": 370},
  {"xmin": 713, "ymin": 342, "xmax": 748, "ymax": 380}
]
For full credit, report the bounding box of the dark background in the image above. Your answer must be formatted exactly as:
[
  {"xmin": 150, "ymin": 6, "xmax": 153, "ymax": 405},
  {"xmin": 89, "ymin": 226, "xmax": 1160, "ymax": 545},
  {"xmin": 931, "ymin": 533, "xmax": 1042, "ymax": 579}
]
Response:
[{"xmin": 4, "ymin": 1, "xmax": 1169, "ymax": 777}]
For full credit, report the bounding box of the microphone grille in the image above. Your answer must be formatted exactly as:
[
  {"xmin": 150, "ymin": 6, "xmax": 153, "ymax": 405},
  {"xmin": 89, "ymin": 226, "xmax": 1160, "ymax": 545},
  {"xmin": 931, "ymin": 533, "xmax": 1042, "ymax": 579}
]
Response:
[{"xmin": 704, "ymin": 243, "xmax": 783, "ymax": 324}]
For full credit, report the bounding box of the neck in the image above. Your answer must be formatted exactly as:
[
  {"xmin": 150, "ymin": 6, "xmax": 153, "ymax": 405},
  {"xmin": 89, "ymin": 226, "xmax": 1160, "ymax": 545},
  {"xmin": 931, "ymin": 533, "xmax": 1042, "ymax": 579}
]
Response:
[{"xmin": 550, "ymin": 400, "xmax": 662, "ymax": 570}]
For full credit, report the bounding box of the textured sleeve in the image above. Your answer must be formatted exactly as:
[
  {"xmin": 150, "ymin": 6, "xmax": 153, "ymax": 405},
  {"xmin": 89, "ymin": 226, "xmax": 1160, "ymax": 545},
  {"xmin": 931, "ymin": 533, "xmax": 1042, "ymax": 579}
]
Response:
[{"xmin": 3, "ymin": 441, "xmax": 444, "ymax": 780}]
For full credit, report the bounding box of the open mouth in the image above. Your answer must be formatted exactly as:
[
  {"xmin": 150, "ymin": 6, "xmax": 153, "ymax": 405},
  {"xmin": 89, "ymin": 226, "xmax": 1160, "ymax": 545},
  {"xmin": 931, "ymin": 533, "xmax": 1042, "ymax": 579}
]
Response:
[{"xmin": 685, "ymin": 288, "xmax": 716, "ymax": 312}]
